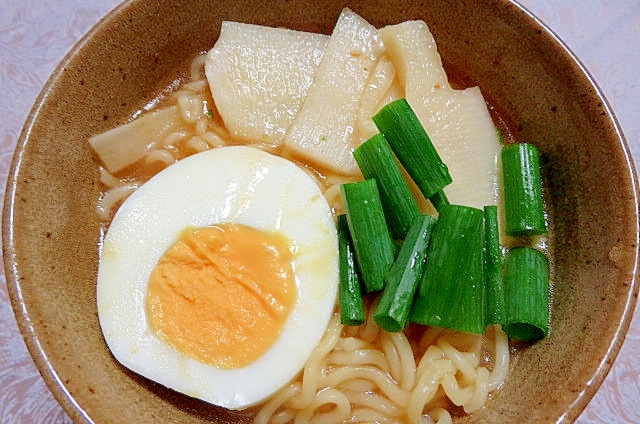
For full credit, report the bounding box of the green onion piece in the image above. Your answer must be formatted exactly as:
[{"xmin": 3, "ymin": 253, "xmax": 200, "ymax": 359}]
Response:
[
  {"xmin": 337, "ymin": 214, "xmax": 365, "ymax": 326},
  {"xmin": 374, "ymin": 214, "xmax": 437, "ymax": 332},
  {"xmin": 428, "ymin": 190, "xmax": 450, "ymax": 213},
  {"xmin": 410, "ymin": 204, "xmax": 485, "ymax": 334},
  {"xmin": 353, "ymin": 133, "xmax": 421, "ymax": 239},
  {"xmin": 501, "ymin": 143, "xmax": 546, "ymax": 236},
  {"xmin": 372, "ymin": 98, "xmax": 452, "ymax": 199},
  {"xmin": 503, "ymin": 247, "xmax": 549, "ymax": 341},
  {"xmin": 341, "ymin": 179, "xmax": 397, "ymax": 292},
  {"xmin": 484, "ymin": 205, "xmax": 505, "ymax": 325}
]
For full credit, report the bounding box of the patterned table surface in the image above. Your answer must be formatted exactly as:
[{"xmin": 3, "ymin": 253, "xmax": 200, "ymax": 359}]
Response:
[{"xmin": 1, "ymin": 0, "xmax": 638, "ymax": 423}]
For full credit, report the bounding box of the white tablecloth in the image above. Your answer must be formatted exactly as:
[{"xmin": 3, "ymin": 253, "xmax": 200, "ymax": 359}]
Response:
[{"xmin": 1, "ymin": 0, "xmax": 638, "ymax": 422}]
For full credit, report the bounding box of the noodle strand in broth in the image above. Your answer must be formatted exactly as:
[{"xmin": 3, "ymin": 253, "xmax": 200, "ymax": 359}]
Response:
[{"xmin": 251, "ymin": 304, "xmax": 508, "ymax": 423}]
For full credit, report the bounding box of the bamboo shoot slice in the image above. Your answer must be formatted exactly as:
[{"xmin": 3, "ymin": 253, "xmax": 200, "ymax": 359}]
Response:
[
  {"xmin": 89, "ymin": 106, "xmax": 185, "ymax": 174},
  {"xmin": 205, "ymin": 22, "xmax": 329, "ymax": 148},
  {"xmin": 379, "ymin": 21, "xmax": 500, "ymax": 209},
  {"xmin": 284, "ymin": 8, "xmax": 385, "ymax": 175}
]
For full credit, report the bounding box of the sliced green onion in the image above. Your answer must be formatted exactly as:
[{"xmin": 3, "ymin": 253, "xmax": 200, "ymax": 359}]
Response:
[
  {"xmin": 337, "ymin": 214, "xmax": 365, "ymax": 326},
  {"xmin": 484, "ymin": 205, "xmax": 505, "ymax": 325},
  {"xmin": 372, "ymin": 98, "xmax": 452, "ymax": 199},
  {"xmin": 503, "ymin": 247, "xmax": 549, "ymax": 341},
  {"xmin": 428, "ymin": 190, "xmax": 450, "ymax": 213},
  {"xmin": 501, "ymin": 143, "xmax": 546, "ymax": 236},
  {"xmin": 353, "ymin": 133, "xmax": 421, "ymax": 239},
  {"xmin": 341, "ymin": 179, "xmax": 397, "ymax": 293},
  {"xmin": 410, "ymin": 204, "xmax": 485, "ymax": 334},
  {"xmin": 374, "ymin": 214, "xmax": 437, "ymax": 332}
]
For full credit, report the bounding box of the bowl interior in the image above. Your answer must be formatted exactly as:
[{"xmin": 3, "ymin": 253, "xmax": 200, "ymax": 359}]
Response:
[{"xmin": 4, "ymin": 0, "xmax": 638, "ymax": 423}]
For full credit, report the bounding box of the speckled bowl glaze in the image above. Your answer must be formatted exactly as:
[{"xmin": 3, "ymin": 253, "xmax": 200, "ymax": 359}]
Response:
[{"xmin": 3, "ymin": 0, "xmax": 639, "ymax": 423}]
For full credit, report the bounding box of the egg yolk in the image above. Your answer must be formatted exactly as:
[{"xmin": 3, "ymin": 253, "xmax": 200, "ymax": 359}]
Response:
[{"xmin": 145, "ymin": 223, "xmax": 297, "ymax": 369}]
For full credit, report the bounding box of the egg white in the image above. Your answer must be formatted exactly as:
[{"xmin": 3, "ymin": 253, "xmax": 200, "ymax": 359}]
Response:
[{"xmin": 96, "ymin": 146, "xmax": 339, "ymax": 409}]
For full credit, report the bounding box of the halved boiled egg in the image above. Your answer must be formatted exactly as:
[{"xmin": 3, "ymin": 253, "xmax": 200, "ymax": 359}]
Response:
[{"xmin": 96, "ymin": 146, "xmax": 338, "ymax": 409}]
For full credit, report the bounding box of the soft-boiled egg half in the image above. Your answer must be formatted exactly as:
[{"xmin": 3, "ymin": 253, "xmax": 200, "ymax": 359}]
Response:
[{"xmin": 97, "ymin": 146, "xmax": 339, "ymax": 409}]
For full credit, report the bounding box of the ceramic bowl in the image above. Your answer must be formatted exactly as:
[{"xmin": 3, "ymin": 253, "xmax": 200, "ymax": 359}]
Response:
[{"xmin": 3, "ymin": 0, "xmax": 639, "ymax": 422}]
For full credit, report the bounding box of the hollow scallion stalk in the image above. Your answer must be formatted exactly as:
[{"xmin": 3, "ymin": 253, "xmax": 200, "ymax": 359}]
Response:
[
  {"xmin": 484, "ymin": 205, "xmax": 505, "ymax": 325},
  {"xmin": 353, "ymin": 133, "xmax": 420, "ymax": 239},
  {"xmin": 503, "ymin": 246, "xmax": 549, "ymax": 341},
  {"xmin": 501, "ymin": 143, "xmax": 546, "ymax": 236},
  {"xmin": 428, "ymin": 190, "xmax": 450, "ymax": 213},
  {"xmin": 341, "ymin": 179, "xmax": 397, "ymax": 292},
  {"xmin": 372, "ymin": 98, "xmax": 452, "ymax": 199},
  {"xmin": 337, "ymin": 214, "xmax": 365, "ymax": 326},
  {"xmin": 410, "ymin": 204, "xmax": 485, "ymax": 334},
  {"xmin": 374, "ymin": 214, "xmax": 437, "ymax": 332}
]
